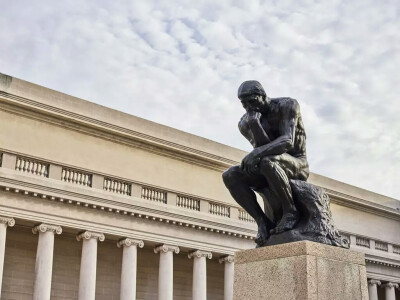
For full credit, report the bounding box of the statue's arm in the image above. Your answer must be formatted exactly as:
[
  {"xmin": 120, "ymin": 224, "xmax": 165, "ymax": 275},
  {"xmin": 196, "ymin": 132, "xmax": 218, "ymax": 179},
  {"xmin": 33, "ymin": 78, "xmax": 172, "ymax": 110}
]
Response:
[
  {"xmin": 246, "ymin": 112, "xmax": 270, "ymax": 148},
  {"xmin": 239, "ymin": 113, "xmax": 270, "ymax": 148},
  {"xmin": 255, "ymin": 101, "xmax": 299, "ymax": 157}
]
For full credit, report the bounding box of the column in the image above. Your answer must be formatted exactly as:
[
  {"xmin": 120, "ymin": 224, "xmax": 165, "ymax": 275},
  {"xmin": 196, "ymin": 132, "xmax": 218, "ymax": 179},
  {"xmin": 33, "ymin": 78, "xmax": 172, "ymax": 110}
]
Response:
[
  {"xmin": 188, "ymin": 250, "xmax": 212, "ymax": 300},
  {"xmin": 219, "ymin": 255, "xmax": 235, "ymax": 300},
  {"xmin": 367, "ymin": 279, "xmax": 380, "ymax": 300},
  {"xmin": 77, "ymin": 231, "xmax": 105, "ymax": 300},
  {"xmin": 0, "ymin": 216, "xmax": 15, "ymax": 298},
  {"xmin": 383, "ymin": 282, "xmax": 399, "ymax": 300},
  {"xmin": 154, "ymin": 244, "xmax": 180, "ymax": 300},
  {"xmin": 117, "ymin": 238, "xmax": 144, "ymax": 300},
  {"xmin": 32, "ymin": 223, "xmax": 62, "ymax": 300}
]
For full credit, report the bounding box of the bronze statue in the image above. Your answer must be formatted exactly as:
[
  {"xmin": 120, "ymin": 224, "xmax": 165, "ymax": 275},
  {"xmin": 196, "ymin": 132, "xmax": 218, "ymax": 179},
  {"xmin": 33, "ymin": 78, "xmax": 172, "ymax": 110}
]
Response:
[{"xmin": 223, "ymin": 80, "xmax": 347, "ymax": 248}]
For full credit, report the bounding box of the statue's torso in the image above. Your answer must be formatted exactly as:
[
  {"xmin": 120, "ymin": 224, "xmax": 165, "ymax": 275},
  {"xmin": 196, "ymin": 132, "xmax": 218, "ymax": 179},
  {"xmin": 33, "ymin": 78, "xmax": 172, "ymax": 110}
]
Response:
[{"xmin": 240, "ymin": 97, "xmax": 307, "ymax": 157}]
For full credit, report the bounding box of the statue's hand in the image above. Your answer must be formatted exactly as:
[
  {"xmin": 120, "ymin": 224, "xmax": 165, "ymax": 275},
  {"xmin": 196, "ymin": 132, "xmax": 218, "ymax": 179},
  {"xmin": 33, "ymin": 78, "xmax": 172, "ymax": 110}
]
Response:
[
  {"xmin": 246, "ymin": 111, "xmax": 262, "ymax": 125},
  {"xmin": 241, "ymin": 149, "xmax": 261, "ymax": 176}
]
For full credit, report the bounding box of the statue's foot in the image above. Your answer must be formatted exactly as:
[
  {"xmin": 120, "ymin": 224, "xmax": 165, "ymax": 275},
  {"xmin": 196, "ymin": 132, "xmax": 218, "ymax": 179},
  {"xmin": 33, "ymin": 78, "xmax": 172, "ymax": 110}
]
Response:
[
  {"xmin": 274, "ymin": 211, "xmax": 299, "ymax": 234},
  {"xmin": 255, "ymin": 223, "xmax": 270, "ymax": 247}
]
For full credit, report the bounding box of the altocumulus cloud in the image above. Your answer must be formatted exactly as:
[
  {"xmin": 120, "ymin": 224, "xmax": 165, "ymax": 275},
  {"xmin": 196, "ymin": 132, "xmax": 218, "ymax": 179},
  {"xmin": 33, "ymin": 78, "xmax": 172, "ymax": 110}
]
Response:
[{"xmin": 1, "ymin": 0, "xmax": 400, "ymax": 199}]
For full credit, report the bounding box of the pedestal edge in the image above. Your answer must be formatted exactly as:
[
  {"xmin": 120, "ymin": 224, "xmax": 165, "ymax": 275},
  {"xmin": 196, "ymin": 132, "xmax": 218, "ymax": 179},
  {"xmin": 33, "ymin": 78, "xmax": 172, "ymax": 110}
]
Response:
[{"xmin": 235, "ymin": 241, "xmax": 365, "ymax": 265}]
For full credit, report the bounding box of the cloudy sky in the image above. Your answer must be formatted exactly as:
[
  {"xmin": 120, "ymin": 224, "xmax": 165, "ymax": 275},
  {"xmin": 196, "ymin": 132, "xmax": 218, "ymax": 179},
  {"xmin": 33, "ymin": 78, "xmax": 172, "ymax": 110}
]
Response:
[{"xmin": 1, "ymin": 1, "xmax": 399, "ymax": 200}]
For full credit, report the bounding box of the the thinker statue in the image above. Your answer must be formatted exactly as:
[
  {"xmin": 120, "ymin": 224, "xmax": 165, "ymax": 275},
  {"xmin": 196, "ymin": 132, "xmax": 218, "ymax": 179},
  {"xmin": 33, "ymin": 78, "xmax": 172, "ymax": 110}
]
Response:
[{"xmin": 223, "ymin": 80, "xmax": 347, "ymax": 248}]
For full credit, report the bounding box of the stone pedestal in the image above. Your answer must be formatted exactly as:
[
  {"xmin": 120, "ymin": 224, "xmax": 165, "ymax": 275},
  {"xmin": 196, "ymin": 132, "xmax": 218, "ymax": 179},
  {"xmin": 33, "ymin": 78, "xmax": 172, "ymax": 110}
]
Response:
[{"xmin": 233, "ymin": 241, "xmax": 368, "ymax": 300}]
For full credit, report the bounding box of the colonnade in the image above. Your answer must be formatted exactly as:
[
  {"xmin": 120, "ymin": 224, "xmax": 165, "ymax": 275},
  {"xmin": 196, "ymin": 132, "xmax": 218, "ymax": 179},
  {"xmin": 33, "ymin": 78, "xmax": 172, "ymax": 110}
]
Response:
[
  {"xmin": 368, "ymin": 279, "xmax": 399, "ymax": 300},
  {"xmin": 0, "ymin": 217, "xmax": 235, "ymax": 300}
]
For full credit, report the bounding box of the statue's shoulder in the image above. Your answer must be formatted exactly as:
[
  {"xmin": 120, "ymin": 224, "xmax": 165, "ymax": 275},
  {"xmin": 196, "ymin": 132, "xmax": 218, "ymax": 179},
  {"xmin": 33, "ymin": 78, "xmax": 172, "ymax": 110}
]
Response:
[{"xmin": 271, "ymin": 97, "xmax": 300, "ymax": 112}]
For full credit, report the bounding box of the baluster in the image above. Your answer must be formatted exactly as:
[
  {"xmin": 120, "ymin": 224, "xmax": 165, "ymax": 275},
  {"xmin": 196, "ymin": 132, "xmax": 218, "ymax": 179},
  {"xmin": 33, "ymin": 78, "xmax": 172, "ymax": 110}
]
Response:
[
  {"xmin": 72, "ymin": 171, "xmax": 77, "ymax": 183},
  {"xmin": 110, "ymin": 180, "xmax": 114, "ymax": 192},
  {"xmin": 40, "ymin": 164, "xmax": 45, "ymax": 177},
  {"xmin": 77, "ymin": 173, "xmax": 82, "ymax": 184},
  {"xmin": 68, "ymin": 170, "xmax": 73, "ymax": 182},
  {"xmin": 65, "ymin": 170, "xmax": 70, "ymax": 182},
  {"xmin": 32, "ymin": 162, "xmax": 37, "ymax": 174},
  {"xmin": 22, "ymin": 160, "xmax": 27, "ymax": 172},
  {"xmin": 104, "ymin": 179, "xmax": 108, "ymax": 191},
  {"xmin": 15, "ymin": 158, "xmax": 20, "ymax": 170}
]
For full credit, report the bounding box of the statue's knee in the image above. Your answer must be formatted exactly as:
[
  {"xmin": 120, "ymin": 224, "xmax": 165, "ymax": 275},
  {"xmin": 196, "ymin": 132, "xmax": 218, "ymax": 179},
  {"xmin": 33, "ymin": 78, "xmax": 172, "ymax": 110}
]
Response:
[
  {"xmin": 222, "ymin": 167, "xmax": 240, "ymax": 188},
  {"xmin": 259, "ymin": 155, "xmax": 278, "ymax": 169}
]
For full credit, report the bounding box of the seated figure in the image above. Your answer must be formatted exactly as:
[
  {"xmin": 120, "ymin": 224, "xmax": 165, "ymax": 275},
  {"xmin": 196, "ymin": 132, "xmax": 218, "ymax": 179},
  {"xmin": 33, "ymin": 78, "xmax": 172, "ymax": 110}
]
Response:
[{"xmin": 223, "ymin": 80, "xmax": 309, "ymax": 247}]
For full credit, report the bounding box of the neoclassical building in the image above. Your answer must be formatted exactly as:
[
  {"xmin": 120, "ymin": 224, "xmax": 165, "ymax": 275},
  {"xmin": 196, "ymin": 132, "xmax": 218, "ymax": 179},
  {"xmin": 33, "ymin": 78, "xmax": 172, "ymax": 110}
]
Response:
[{"xmin": 0, "ymin": 73, "xmax": 399, "ymax": 300}]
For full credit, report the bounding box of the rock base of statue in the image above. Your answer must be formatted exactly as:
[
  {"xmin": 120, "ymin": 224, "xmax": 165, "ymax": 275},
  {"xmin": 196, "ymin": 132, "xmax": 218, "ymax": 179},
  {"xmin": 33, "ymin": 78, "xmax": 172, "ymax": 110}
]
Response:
[
  {"xmin": 262, "ymin": 180, "xmax": 348, "ymax": 248},
  {"xmin": 233, "ymin": 241, "xmax": 368, "ymax": 300}
]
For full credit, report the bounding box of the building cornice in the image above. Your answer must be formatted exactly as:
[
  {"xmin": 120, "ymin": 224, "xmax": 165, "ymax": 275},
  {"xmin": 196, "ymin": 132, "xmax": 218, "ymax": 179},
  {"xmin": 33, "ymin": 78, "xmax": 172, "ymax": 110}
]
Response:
[
  {"xmin": 365, "ymin": 255, "xmax": 400, "ymax": 269},
  {"xmin": 327, "ymin": 188, "xmax": 400, "ymax": 221}
]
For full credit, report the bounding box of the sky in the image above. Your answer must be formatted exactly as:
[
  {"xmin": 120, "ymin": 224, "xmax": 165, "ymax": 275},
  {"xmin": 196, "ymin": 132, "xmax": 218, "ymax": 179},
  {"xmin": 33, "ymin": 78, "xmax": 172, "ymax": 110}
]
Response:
[{"xmin": 1, "ymin": 1, "xmax": 400, "ymax": 200}]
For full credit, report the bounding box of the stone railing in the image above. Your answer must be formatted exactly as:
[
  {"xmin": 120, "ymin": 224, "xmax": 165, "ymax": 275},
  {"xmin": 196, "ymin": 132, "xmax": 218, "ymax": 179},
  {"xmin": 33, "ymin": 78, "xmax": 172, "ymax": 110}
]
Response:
[
  {"xmin": 209, "ymin": 202, "xmax": 230, "ymax": 218},
  {"xmin": 104, "ymin": 178, "xmax": 131, "ymax": 196},
  {"xmin": 141, "ymin": 186, "xmax": 167, "ymax": 204},
  {"xmin": 3, "ymin": 151, "xmax": 400, "ymax": 249},
  {"xmin": 61, "ymin": 168, "xmax": 92, "ymax": 187},
  {"xmin": 15, "ymin": 156, "xmax": 49, "ymax": 177},
  {"xmin": 177, "ymin": 195, "xmax": 200, "ymax": 211},
  {"xmin": 375, "ymin": 241, "xmax": 388, "ymax": 252},
  {"xmin": 356, "ymin": 236, "xmax": 370, "ymax": 248},
  {"xmin": 238, "ymin": 209, "xmax": 255, "ymax": 223}
]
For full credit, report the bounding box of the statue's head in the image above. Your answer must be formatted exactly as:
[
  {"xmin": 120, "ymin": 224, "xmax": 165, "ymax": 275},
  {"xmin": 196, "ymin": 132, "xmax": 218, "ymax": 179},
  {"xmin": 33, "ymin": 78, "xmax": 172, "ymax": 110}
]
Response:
[{"xmin": 238, "ymin": 80, "xmax": 267, "ymax": 112}]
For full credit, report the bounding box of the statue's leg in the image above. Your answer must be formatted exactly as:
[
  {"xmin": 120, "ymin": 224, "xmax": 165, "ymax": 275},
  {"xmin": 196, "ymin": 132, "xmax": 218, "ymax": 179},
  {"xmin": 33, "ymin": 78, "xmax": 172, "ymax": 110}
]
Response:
[
  {"xmin": 222, "ymin": 166, "xmax": 274, "ymax": 246},
  {"xmin": 258, "ymin": 156, "xmax": 299, "ymax": 233}
]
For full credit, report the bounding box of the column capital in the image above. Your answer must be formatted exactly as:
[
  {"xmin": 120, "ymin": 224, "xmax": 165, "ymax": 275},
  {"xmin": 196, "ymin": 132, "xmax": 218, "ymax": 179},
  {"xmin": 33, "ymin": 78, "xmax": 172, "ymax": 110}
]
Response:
[
  {"xmin": 382, "ymin": 282, "xmax": 399, "ymax": 289},
  {"xmin": 154, "ymin": 244, "xmax": 180, "ymax": 254},
  {"xmin": 0, "ymin": 216, "xmax": 15, "ymax": 227},
  {"xmin": 32, "ymin": 223, "xmax": 62, "ymax": 235},
  {"xmin": 117, "ymin": 238, "xmax": 144, "ymax": 248},
  {"xmin": 188, "ymin": 250, "xmax": 212, "ymax": 259},
  {"xmin": 76, "ymin": 231, "xmax": 105, "ymax": 242},
  {"xmin": 368, "ymin": 279, "xmax": 381, "ymax": 286},
  {"xmin": 219, "ymin": 255, "xmax": 234, "ymax": 264}
]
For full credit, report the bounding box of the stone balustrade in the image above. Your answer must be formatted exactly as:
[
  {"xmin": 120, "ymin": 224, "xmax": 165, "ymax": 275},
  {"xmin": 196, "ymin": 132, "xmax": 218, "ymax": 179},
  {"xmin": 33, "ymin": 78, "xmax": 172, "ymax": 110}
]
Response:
[
  {"xmin": 61, "ymin": 167, "xmax": 92, "ymax": 187},
  {"xmin": 104, "ymin": 177, "xmax": 132, "ymax": 196},
  {"xmin": 15, "ymin": 156, "xmax": 49, "ymax": 177},
  {"xmin": 1, "ymin": 151, "xmax": 400, "ymax": 258},
  {"xmin": 177, "ymin": 195, "xmax": 200, "ymax": 211}
]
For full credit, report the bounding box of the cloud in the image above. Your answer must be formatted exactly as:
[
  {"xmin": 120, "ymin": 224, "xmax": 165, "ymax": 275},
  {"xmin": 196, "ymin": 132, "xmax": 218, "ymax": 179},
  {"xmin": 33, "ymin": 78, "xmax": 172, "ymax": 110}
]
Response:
[{"xmin": 1, "ymin": 0, "xmax": 399, "ymax": 199}]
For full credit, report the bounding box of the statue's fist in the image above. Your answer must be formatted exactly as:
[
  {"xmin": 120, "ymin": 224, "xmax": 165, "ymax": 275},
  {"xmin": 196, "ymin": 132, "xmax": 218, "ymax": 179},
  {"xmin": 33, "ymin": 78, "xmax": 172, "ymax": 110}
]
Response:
[{"xmin": 246, "ymin": 111, "xmax": 261, "ymax": 125}]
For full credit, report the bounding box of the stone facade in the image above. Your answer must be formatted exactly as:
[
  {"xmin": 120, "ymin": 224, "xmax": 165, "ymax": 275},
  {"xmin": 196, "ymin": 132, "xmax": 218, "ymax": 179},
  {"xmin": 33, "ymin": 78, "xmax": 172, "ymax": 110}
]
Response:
[{"xmin": 0, "ymin": 73, "xmax": 399, "ymax": 299}]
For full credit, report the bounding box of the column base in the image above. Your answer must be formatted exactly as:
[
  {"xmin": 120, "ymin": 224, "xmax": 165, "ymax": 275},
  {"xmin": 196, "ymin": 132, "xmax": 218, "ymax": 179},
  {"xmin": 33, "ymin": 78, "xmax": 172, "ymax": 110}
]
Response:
[{"xmin": 233, "ymin": 241, "xmax": 368, "ymax": 300}]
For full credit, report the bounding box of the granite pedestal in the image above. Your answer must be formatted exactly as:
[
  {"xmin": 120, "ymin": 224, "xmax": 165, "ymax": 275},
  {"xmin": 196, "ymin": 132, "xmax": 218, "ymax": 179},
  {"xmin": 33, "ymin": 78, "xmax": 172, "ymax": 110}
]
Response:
[{"xmin": 233, "ymin": 241, "xmax": 368, "ymax": 300}]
